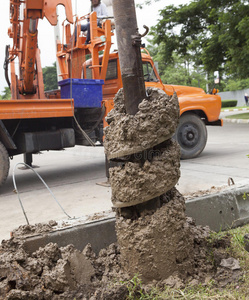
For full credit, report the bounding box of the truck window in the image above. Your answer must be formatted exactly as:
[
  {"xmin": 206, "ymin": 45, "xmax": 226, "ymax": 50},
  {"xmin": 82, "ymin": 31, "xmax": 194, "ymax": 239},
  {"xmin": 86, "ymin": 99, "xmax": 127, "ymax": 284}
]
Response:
[
  {"xmin": 86, "ymin": 66, "xmax": 92, "ymax": 79},
  {"xmin": 85, "ymin": 59, "xmax": 118, "ymax": 80},
  {"xmin": 105, "ymin": 60, "xmax": 118, "ymax": 80},
  {"xmin": 142, "ymin": 61, "xmax": 159, "ymax": 82}
]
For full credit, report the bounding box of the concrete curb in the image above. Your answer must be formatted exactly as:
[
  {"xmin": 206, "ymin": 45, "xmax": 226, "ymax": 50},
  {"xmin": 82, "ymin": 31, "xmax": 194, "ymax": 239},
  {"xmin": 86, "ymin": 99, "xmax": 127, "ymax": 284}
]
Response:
[
  {"xmin": 223, "ymin": 107, "xmax": 249, "ymax": 112},
  {"xmin": 222, "ymin": 107, "xmax": 249, "ymax": 123},
  {"xmin": 21, "ymin": 184, "xmax": 249, "ymax": 254},
  {"xmin": 23, "ymin": 217, "xmax": 117, "ymax": 255},
  {"xmin": 223, "ymin": 118, "xmax": 249, "ymax": 124},
  {"xmin": 185, "ymin": 184, "xmax": 249, "ymax": 231}
]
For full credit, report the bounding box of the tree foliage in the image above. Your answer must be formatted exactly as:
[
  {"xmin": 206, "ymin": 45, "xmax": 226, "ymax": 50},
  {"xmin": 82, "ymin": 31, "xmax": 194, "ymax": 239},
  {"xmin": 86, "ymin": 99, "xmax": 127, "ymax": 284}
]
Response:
[
  {"xmin": 42, "ymin": 62, "xmax": 58, "ymax": 91},
  {"xmin": 150, "ymin": 0, "xmax": 249, "ymax": 79},
  {"xmin": 222, "ymin": 77, "xmax": 249, "ymax": 91},
  {"xmin": 136, "ymin": 0, "xmax": 160, "ymax": 9},
  {"xmin": 0, "ymin": 87, "xmax": 11, "ymax": 100},
  {"xmin": 146, "ymin": 42, "xmax": 209, "ymax": 90}
]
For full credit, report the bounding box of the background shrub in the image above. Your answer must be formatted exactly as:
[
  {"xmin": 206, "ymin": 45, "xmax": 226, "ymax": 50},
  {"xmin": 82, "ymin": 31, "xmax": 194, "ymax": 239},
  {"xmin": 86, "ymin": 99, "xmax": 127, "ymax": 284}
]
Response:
[{"xmin": 221, "ymin": 100, "xmax": 238, "ymax": 108}]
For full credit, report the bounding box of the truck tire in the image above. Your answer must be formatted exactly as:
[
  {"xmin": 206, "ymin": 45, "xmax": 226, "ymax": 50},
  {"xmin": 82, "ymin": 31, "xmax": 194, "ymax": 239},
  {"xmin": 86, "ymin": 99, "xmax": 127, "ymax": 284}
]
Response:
[
  {"xmin": 0, "ymin": 142, "xmax": 10, "ymax": 187},
  {"xmin": 174, "ymin": 113, "xmax": 207, "ymax": 159}
]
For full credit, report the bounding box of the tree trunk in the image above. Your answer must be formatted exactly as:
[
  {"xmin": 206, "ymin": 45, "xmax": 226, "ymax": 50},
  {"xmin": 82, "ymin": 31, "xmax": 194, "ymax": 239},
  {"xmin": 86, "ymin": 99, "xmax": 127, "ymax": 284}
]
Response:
[{"xmin": 112, "ymin": 0, "xmax": 146, "ymax": 115}]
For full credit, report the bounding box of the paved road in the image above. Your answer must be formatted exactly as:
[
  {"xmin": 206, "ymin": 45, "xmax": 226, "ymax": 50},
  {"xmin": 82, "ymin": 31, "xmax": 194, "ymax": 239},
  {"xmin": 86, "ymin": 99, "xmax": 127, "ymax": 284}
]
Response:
[{"xmin": 0, "ymin": 119, "xmax": 248, "ymax": 241}]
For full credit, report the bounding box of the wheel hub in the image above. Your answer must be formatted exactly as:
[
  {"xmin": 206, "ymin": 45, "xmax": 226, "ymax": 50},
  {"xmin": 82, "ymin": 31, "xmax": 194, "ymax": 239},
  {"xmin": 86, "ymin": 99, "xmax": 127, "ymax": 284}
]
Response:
[{"xmin": 179, "ymin": 124, "xmax": 199, "ymax": 148}]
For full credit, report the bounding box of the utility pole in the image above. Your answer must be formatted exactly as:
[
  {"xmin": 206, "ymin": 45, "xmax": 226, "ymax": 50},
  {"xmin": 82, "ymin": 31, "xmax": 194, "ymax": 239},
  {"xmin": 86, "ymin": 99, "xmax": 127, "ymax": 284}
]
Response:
[{"xmin": 112, "ymin": 0, "xmax": 147, "ymax": 115}]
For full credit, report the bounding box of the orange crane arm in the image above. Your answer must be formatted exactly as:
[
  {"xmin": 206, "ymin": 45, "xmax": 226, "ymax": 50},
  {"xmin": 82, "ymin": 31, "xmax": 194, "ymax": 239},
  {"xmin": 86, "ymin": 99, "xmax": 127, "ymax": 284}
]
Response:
[{"xmin": 8, "ymin": 0, "xmax": 73, "ymax": 97}]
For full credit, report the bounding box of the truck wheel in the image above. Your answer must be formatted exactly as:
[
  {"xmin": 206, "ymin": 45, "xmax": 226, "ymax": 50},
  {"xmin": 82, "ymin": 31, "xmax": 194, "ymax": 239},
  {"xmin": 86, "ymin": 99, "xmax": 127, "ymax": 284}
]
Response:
[
  {"xmin": 0, "ymin": 142, "xmax": 10, "ymax": 187},
  {"xmin": 174, "ymin": 113, "xmax": 207, "ymax": 159}
]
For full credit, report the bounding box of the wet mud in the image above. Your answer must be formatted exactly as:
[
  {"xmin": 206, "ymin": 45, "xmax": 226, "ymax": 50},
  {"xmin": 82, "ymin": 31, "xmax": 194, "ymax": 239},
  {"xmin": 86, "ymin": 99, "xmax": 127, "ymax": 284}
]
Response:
[
  {"xmin": 115, "ymin": 188, "xmax": 197, "ymax": 283},
  {"xmin": 105, "ymin": 87, "xmax": 204, "ymax": 280},
  {"xmin": 104, "ymin": 88, "xmax": 179, "ymax": 159},
  {"xmin": 109, "ymin": 139, "xmax": 180, "ymax": 207},
  {"xmin": 0, "ymin": 190, "xmax": 243, "ymax": 299}
]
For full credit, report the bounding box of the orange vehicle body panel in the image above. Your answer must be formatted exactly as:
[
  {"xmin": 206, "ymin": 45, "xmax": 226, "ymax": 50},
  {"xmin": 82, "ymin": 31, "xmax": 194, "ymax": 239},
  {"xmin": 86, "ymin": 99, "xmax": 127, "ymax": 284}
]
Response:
[{"xmin": 0, "ymin": 99, "xmax": 74, "ymax": 120}]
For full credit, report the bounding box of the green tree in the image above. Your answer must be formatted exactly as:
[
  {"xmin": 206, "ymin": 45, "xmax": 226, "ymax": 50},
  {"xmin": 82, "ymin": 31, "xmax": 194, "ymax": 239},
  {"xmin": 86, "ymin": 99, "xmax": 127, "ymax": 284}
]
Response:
[
  {"xmin": 146, "ymin": 42, "xmax": 208, "ymax": 90},
  {"xmin": 0, "ymin": 87, "xmax": 11, "ymax": 100},
  {"xmin": 136, "ymin": 0, "xmax": 160, "ymax": 9},
  {"xmin": 42, "ymin": 62, "xmax": 58, "ymax": 91},
  {"xmin": 150, "ymin": 0, "xmax": 249, "ymax": 80},
  {"xmin": 222, "ymin": 77, "xmax": 249, "ymax": 91}
]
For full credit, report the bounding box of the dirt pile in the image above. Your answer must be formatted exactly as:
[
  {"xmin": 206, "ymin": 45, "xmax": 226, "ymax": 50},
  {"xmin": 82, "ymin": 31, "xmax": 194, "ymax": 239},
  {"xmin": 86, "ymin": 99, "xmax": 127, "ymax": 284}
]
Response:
[
  {"xmin": 0, "ymin": 192, "xmax": 243, "ymax": 299},
  {"xmin": 0, "ymin": 239, "xmax": 93, "ymax": 299},
  {"xmin": 0, "ymin": 237, "xmax": 125, "ymax": 300},
  {"xmin": 11, "ymin": 221, "xmax": 58, "ymax": 238}
]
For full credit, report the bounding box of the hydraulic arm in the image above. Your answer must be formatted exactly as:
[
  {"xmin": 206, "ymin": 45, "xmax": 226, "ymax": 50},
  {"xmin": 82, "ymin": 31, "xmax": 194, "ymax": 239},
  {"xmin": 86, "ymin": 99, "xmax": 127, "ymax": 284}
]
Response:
[{"xmin": 7, "ymin": 0, "xmax": 73, "ymax": 98}]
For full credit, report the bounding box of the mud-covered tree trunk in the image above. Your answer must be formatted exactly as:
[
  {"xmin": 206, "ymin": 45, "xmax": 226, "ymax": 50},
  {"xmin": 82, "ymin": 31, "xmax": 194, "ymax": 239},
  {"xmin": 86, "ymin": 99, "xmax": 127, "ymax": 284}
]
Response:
[
  {"xmin": 112, "ymin": 0, "xmax": 146, "ymax": 115},
  {"xmin": 108, "ymin": 0, "xmax": 193, "ymax": 284}
]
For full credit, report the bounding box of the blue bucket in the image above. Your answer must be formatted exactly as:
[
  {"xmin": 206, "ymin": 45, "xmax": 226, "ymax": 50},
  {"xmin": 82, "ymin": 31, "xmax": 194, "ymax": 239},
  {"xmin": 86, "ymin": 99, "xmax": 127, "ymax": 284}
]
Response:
[{"xmin": 59, "ymin": 78, "xmax": 104, "ymax": 108}]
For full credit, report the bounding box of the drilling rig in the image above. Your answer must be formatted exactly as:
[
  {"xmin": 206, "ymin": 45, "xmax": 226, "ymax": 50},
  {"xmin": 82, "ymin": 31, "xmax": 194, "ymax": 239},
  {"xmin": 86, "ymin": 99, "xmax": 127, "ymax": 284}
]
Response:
[{"xmin": 0, "ymin": 0, "xmax": 222, "ymax": 188}]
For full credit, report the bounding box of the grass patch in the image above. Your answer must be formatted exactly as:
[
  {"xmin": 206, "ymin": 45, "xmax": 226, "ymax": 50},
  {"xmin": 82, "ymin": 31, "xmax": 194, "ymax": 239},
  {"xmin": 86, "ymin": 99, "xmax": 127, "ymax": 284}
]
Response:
[
  {"xmin": 121, "ymin": 224, "xmax": 249, "ymax": 300},
  {"xmin": 225, "ymin": 113, "xmax": 249, "ymax": 120}
]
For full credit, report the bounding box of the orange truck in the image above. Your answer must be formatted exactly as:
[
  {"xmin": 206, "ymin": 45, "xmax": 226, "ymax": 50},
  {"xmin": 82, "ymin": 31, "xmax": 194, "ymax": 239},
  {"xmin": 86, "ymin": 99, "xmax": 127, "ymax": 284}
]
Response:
[
  {"xmin": 84, "ymin": 50, "xmax": 222, "ymax": 159},
  {"xmin": 0, "ymin": 0, "xmax": 222, "ymax": 187}
]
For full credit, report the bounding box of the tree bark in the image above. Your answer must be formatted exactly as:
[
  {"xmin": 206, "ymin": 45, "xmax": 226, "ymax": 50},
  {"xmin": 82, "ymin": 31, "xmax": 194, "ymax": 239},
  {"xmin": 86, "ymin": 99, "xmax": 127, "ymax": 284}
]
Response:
[{"xmin": 112, "ymin": 0, "xmax": 146, "ymax": 115}]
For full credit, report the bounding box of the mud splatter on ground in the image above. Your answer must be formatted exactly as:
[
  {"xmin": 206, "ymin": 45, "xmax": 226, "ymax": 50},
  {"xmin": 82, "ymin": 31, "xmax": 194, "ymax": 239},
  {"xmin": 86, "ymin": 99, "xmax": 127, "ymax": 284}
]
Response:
[
  {"xmin": 11, "ymin": 221, "xmax": 58, "ymax": 238},
  {"xmin": 183, "ymin": 185, "xmax": 230, "ymax": 200}
]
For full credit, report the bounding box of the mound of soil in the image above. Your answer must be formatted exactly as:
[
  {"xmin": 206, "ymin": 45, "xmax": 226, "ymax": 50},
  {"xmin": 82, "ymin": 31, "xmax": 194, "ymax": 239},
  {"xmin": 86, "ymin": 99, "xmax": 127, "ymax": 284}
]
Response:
[{"xmin": 0, "ymin": 189, "xmax": 242, "ymax": 300}]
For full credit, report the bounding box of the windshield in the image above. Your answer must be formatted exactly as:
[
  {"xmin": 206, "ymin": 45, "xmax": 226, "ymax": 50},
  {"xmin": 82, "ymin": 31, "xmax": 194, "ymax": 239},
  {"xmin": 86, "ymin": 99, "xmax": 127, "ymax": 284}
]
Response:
[
  {"xmin": 142, "ymin": 61, "xmax": 159, "ymax": 82},
  {"xmin": 84, "ymin": 59, "xmax": 159, "ymax": 82},
  {"xmin": 85, "ymin": 59, "xmax": 118, "ymax": 80}
]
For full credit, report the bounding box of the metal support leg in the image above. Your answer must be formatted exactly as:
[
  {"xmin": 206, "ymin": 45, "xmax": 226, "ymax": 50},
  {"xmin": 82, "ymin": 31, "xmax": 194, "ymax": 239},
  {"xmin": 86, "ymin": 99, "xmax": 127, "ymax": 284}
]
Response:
[{"xmin": 24, "ymin": 153, "xmax": 33, "ymax": 167}]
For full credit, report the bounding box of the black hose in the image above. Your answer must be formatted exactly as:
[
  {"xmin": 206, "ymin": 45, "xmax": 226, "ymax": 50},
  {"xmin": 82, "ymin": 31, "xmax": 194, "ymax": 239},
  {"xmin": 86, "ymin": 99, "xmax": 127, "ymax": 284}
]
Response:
[{"xmin": 4, "ymin": 45, "xmax": 11, "ymax": 88}]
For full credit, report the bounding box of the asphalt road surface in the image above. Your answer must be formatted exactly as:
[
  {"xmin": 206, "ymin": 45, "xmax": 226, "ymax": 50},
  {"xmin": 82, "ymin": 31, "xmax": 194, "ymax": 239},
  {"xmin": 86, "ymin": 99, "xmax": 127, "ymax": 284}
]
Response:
[{"xmin": 0, "ymin": 120, "xmax": 249, "ymax": 241}]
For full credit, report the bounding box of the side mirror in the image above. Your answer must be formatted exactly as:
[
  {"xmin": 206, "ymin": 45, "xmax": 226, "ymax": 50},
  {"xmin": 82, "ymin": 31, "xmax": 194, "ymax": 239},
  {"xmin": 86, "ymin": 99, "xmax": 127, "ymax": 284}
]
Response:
[{"xmin": 212, "ymin": 88, "xmax": 219, "ymax": 94}]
